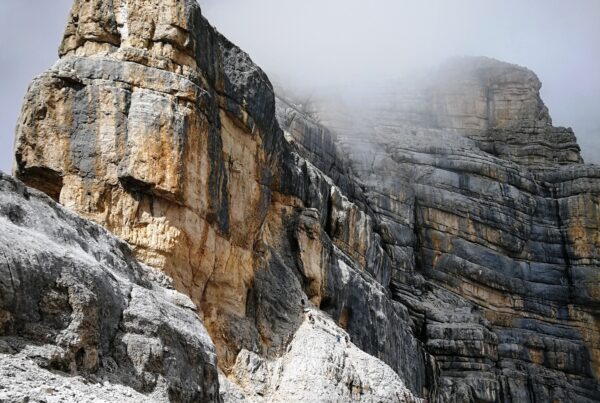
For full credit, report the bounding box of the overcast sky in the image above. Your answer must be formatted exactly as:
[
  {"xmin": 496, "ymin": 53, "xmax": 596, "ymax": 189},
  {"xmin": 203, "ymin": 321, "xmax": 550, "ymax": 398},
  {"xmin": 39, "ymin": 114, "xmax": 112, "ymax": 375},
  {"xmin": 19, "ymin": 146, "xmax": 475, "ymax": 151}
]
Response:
[
  {"xmin": 0, "ymin": 0, "xmax": 598, "ymax": 173},
  {"xmin": 0, "ymin": 0, "xmax": 73, "ymax": 173},
  {"xmin": 199, "ymin": 0, "xmax": 600, "ymax": 162}
]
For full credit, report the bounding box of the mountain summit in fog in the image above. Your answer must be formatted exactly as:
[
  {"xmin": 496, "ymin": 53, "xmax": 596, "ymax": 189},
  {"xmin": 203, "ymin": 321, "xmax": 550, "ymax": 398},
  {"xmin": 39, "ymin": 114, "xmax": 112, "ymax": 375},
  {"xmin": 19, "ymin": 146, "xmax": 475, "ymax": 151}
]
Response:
[{"xmin": 1, "ymin": 1, "xmax": 599, "ymax": 402}]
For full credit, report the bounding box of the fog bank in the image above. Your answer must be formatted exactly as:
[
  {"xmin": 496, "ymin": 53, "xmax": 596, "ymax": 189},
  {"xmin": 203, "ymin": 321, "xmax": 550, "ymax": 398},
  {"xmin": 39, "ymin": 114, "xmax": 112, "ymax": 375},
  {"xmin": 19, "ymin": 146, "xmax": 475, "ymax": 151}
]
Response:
[
  {"xmin": 200, "ymin": 0, "xmax": 600, "ymax": 162},
  {"xmin": 0, "ymin": 1, "xmax": 598, "ymax": 173}
]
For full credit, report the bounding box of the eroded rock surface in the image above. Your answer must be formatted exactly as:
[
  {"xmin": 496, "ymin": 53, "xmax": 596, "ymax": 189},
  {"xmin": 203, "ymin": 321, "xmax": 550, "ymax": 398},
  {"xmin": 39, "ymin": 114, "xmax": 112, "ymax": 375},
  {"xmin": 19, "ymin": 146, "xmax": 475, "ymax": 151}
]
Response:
[
  {"xmin": 10, "ymin": 0, "xmax": 600, "ymax": 402},
  {"xmin": 279, "ymin": 57, "xmax": 600, "ymax": 401},
  {"xmin": 15, "ymin": 0, "xmax": 284, "ymax": 374},
  {"xmin": 223, "ymin": 308, "xmax": 421, "ymax": 402},
  {"xmin": 13, "ymin": 0, "xmax": 431, "ymax": 400},
  {"xmin": 0, "ymin": 172, "xmax": 219, "ymax": 402}
]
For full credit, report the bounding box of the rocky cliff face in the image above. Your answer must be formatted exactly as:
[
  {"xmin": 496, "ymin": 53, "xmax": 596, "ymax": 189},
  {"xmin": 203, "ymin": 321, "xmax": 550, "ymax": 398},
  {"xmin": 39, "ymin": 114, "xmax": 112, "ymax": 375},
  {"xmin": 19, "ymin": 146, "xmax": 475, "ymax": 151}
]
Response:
[
  {"xmin": 10, "ymin": 0, "xmax": 423, "ymax": 401},
  {"xmin": 8, "ymin": 0, "xmax": 600, "ymax": 402},
  {"xmin": 279, "ymin": 57, "xmax": 600, "ymax": 402}
]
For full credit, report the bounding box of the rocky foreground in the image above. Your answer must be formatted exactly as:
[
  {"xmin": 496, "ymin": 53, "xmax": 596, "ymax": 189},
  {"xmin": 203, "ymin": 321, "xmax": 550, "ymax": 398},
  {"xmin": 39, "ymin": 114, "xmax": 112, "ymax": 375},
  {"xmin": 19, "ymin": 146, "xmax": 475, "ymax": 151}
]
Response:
[{"xmin": 3, "ymin": 0, "xmax": 600, "ymax": 402}]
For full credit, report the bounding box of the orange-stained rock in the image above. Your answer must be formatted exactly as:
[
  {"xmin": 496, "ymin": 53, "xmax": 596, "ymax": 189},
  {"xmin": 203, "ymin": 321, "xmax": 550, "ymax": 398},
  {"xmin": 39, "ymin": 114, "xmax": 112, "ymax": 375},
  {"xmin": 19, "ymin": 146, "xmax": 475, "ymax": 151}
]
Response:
[{"xmin": 12, "ymin": 1, "xmax": 600, "ymax": 402}]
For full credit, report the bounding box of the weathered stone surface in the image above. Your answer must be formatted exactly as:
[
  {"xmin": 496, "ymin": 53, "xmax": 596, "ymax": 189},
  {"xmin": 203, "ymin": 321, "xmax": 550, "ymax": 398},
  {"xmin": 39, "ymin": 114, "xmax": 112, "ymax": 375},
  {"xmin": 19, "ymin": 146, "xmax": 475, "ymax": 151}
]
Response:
[
  {"xmin": 14, "ymin": 0, "xmax": 283, "ymax": 376},
  {"xmin": 11, "ymin": 0, "xmax": 600, "ymax": 402},
  {"xmin": 225, "ymin": 308, "xmax": 422, "ymax": 402},
  {"xmin": 0, "ymin": 172, "xmax": 219, "ymax": 402},
  {"xmin": 361, "ymin": 57, "xmax": 583, "ymax": 169},
  {"xmin": 0, "ymin": 353, "xmax": 149, "ymax": 402},
  {"xmin": 282, "ymin": 57, "xmax": 600, "ymax": 401},
  {"xmin": 13, "ymin": 0, "xmax": 433, "ymax": 400}
]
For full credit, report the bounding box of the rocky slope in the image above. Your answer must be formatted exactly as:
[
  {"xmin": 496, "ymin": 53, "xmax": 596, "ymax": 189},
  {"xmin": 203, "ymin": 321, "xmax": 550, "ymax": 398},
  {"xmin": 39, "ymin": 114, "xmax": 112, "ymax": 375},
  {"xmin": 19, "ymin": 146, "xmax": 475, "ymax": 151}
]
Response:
[
  {"xmin": 0, "ymin": 171, "xmax": 219, "ymax": 402},
  {"xmin": 8, "ymin": 0, "xmax": 600, "ymax": 402}
]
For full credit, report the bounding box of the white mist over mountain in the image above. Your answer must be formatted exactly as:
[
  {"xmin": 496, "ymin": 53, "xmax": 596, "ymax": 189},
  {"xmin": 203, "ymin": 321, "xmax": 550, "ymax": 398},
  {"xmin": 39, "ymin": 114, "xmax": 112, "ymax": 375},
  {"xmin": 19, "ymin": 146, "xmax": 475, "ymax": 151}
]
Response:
[
  {"xmin": 0, "ymin": 1, "xmax": 598, "ymax": 172},
  {"xmin": 199, "ymin": 0, "xmax": 600, "ymax": 163}
]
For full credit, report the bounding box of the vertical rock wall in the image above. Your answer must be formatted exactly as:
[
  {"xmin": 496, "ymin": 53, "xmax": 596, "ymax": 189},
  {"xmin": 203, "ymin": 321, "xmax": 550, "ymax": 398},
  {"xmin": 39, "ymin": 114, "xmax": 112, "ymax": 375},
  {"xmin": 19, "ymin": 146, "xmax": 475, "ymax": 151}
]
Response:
[
  {"xmin": 12, "ymin": 1, "xmax": 600, "ymax": 401},
  {"xmin": 14, "ymin": 0, "xmax": 430, "ymax": 400},
  {"xmin": 279, "ymin": 57, "xmax": 600, "ymax": 401}
]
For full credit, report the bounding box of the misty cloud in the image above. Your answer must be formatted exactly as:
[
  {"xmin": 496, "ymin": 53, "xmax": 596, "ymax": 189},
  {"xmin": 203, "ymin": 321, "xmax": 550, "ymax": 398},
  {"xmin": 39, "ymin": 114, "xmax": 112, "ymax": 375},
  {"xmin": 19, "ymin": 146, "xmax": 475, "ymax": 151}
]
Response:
[
  {"xmin": 199, "ymin": 0, "xmax": 600, "ymax": 162},
  {"xmin": 0, "ymin": 1, "xmax": 598, "ymax": 172}
]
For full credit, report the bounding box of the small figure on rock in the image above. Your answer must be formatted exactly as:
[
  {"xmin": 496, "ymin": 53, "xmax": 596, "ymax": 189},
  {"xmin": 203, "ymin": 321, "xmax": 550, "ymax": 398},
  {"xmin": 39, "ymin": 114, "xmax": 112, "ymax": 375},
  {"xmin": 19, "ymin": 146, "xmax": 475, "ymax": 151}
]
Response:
[
  {"xmin": 308, "ymin": 312, "xmax": 315, "ymax": 324},
  {"xmin": 301, "ymin": 298, "xmax": 309, "ymax": 313}
]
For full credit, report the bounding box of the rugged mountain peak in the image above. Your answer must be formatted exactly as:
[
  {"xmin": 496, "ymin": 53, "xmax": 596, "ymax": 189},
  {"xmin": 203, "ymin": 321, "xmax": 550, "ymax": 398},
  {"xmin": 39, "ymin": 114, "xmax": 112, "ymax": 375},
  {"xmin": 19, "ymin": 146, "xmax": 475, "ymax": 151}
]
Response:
[
  {"xmin": 278, "ymin": 56, "xmax": 600, "ymax": 401},
  {"xmin": 15, "ymin": 0, "xmax": 285, "ymax": 374},
  {"xmin": 322, "ymin": 56, "xmax": 582, "ymax": 170},
  {"xmin": 12, "ymin": 0, "xmax": 425, "ymax": 401},
  {"xmin": 60, "ymin": 0, "xmax": 212, "ymax": 79},
  {"xmin": 7, "ymin": 1, "xmax": 600, "ymax": 402}
]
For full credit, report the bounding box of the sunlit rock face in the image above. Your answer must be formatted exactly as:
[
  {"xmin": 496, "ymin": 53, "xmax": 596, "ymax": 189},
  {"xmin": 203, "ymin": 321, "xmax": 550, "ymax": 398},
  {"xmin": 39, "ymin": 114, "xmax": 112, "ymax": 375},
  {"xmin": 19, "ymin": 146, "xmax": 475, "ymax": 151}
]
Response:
[
  {"xmin": 12, "ymin": 0, "xmax": 599, "ymax": 401},
  {"xmin": 221, "ymin": 308, "xmax": 423, "ymax": 403},
  {"xmin": 13, "ymin": 0, "xmax": 426, "ymax": 401},
  {"xmin": 15, "ymin": 0, "xmax": 282, "ymax": 374},
  {"xmin": 280, "ymin": 57, "xmax": 600, "ymax": 402}
]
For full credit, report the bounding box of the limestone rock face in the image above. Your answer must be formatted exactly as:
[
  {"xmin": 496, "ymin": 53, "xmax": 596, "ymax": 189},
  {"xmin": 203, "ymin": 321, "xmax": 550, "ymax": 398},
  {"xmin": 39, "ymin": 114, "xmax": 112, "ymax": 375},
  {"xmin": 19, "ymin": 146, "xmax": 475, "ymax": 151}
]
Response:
[
  {"xmin": 0, "ymin": 172, "xmax": 219, "ymax": 402},
  {"xmin": 279, "ymin": 57, "xmax": 600, "ymax": 402},
  {"xmin": 223, "ymin": 308, "xmax": 422, "ymax": 403},
  {"xmin": 13, "ymin": 0, "xmax": 431, "ymax": 401},
  {"xmin": 11, "ymin": 0, "xmax": 600, "ymax": 402},
  {"xmin": 364, "ymin": 57, "xmax": 583, "ymax": 169},
  {"xmin": 15, "ymin": 0, "xmax": 282, "ymax": 374}
]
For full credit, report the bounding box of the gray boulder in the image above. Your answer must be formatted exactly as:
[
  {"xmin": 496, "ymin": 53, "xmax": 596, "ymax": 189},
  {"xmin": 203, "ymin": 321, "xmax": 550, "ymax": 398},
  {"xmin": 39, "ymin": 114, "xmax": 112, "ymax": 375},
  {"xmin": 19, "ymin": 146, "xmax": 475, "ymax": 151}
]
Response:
[{"xmin": 0, "ymin": 171, "xmax": 220, "ymax": 402}]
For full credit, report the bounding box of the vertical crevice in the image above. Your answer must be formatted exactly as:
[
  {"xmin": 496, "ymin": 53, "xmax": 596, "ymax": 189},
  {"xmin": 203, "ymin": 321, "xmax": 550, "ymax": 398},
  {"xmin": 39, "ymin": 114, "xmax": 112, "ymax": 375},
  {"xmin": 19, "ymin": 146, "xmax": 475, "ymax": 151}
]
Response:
[
  {"xmin": 552, "ymin": 186, "xmax": 574, "ymax": 301},
  {"xmin": 526, "ymin": 375, "xmax": 537, "ymax": 403},
  {"xmin": 412, "ymin": 197, "xmax": 422, "ymax": 273}
]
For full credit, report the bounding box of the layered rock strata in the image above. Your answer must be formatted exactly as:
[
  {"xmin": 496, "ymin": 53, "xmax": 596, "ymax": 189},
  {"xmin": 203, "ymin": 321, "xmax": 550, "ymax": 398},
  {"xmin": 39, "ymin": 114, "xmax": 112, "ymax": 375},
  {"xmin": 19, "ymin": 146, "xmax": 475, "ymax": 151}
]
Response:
[
  {"xmin": 279, "ymin": 58, "xmax": 600, "ymax": 402},
  {"xmin": 10, "ymin": 0, "xmax": 600, "ymax": 402},
  {"xmin": 12, "ymin": 0, "xmax": 426, "ymax": 401}
]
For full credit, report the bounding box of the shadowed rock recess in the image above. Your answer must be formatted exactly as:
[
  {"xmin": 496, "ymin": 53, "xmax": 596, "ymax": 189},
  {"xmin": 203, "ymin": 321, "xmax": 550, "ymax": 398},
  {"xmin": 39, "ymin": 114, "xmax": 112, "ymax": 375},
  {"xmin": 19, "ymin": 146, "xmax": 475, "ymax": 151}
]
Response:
[{"xmin": 7, "ymin": 0, "xmax": 599, "ymax": 401}]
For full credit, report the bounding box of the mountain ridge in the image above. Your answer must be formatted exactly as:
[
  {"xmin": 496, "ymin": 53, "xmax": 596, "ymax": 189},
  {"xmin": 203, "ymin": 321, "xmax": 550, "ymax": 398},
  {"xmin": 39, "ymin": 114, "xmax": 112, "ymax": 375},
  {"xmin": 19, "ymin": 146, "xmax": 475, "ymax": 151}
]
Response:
[{"xmin": 3, "ymin": 0, "xmax": 600, "ymax": 401}]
